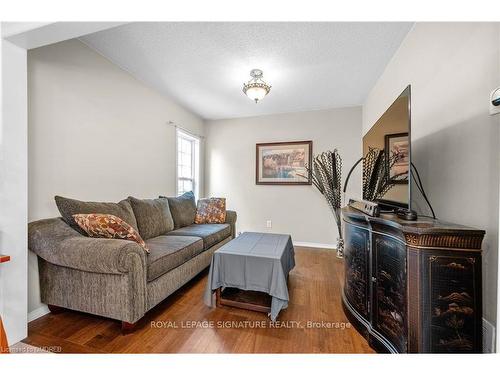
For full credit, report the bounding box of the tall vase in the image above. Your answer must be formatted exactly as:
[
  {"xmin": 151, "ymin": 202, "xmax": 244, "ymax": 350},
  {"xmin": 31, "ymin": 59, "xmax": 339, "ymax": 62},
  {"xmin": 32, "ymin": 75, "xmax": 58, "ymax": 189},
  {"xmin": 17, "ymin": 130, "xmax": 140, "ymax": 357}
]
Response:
[{"xmin": 335, "ymin": 215, "xmax": 344, "ymax": 259}]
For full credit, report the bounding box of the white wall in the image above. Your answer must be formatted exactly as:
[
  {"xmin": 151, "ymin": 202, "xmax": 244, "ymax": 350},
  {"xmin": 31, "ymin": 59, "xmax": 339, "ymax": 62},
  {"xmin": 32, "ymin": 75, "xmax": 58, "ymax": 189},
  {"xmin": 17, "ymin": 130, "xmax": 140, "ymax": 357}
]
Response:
[
  {"xmin": 0, "ymin": 40, "xmax": 28, "ymax": 344},
  {"xmin": 497, "ymin": 22, "xmax": 500, "ymax": 353},
  {"xmin": 28, "ymin": 39, "xmax": 204, "ymax": 316},
  {"xmin": 205, "ymin": 107, "xmax": 362, "ymax": 247},
  {"xmin": 363, "ymin": 23, "xmax": 500, "ymax": 336}
]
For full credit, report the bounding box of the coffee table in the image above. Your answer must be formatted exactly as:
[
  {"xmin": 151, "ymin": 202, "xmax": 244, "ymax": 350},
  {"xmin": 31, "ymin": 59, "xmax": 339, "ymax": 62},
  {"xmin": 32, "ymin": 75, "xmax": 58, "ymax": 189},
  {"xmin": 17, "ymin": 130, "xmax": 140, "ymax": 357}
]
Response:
[{"xmin": 204, "ymin": 232, "xmax": 295, "ymax": 321}]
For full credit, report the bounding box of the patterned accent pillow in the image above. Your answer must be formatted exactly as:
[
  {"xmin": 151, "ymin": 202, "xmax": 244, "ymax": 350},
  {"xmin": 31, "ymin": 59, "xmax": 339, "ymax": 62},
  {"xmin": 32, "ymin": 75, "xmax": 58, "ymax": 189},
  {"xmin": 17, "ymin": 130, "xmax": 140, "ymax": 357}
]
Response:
[
  {"xmin": 72, "ymin": 214, "xmax": 149, "ymax": 253},
  {"xmin": 194, "ymin": 198, "xmax": 226, "ymax": 224}
]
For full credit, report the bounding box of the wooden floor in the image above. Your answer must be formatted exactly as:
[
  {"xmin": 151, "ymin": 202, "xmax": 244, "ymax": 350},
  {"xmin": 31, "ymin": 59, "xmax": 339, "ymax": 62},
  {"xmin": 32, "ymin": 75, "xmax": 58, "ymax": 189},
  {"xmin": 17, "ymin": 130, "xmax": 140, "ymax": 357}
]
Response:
[{"xmin": 24, "ymin": 247, "xmax": 374, "ymax": 353}]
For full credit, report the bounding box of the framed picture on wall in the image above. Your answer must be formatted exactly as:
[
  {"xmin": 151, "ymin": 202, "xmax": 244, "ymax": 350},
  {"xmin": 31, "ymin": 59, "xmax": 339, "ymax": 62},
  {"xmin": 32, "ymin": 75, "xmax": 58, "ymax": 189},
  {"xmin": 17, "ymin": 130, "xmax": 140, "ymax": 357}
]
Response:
[
  {"xmin": 256, "ymin": 141, "xmax": 312, "ymax": 185},
  {"xmin": 385, "ymin": 132, "xmax": 409, "ymax": 184}
]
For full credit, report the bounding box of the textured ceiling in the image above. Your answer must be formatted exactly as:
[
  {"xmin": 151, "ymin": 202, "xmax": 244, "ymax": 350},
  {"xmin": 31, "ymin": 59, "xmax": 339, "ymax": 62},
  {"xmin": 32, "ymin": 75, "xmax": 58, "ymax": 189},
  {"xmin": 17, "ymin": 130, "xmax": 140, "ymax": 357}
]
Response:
[{"xmin": 80, "ymin": 22, "xmax": 413, "ymax": 120}]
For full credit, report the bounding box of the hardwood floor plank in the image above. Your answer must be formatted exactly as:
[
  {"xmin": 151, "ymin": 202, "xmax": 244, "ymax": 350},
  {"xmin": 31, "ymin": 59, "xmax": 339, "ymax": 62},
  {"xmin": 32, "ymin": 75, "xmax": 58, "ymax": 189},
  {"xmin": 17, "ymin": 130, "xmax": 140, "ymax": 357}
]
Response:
[
  {"xmin": 23, "ymin": 332, "xmax": 106, "ymax": 354},
  {"xmin": 24, "ymin": 247, "xmax": 375, "ymax": 353}
]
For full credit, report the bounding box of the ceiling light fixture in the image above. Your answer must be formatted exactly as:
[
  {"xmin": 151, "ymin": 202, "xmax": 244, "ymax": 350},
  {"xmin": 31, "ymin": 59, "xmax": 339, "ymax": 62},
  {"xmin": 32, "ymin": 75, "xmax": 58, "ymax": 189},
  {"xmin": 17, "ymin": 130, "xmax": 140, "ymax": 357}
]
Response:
[{"xmin": 243, "ymin": 69, "xmax": 271, "ymax": 103}]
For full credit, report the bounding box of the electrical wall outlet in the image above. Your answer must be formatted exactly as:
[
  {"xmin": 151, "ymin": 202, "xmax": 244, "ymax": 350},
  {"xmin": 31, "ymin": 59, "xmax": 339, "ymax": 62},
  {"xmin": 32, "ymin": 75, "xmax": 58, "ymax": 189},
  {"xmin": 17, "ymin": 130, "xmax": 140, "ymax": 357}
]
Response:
[{"xmin": 266, "ymin": 220, "xmax": 272, "ymax": 228}]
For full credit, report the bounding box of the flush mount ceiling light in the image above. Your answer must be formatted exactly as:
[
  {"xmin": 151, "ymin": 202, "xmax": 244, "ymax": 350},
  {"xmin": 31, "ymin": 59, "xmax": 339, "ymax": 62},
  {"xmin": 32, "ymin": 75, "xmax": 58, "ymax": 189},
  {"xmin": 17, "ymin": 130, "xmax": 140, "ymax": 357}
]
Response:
[{"xmin": 243, "ymin": 69, "xmax": 271, "ymax": 103}]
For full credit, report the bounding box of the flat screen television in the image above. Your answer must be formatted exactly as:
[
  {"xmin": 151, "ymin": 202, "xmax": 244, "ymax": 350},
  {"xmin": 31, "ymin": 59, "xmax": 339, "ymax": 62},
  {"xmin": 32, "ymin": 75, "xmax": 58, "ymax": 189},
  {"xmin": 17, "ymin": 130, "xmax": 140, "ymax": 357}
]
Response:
[{"xmin": 362, "ymin": 85, "xmax": 411, "ymax": 210}]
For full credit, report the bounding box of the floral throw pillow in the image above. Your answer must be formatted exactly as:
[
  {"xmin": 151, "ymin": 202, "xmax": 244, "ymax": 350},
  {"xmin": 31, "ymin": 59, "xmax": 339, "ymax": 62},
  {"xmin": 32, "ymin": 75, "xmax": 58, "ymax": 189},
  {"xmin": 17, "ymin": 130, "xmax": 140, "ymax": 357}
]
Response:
[
  {"xmin": 194, "ymin": 198, "xmax": 226, "ymax": 224},
  {"xmin": 73, "ymin": 213, "xmax": 149, "ymax": 253}
]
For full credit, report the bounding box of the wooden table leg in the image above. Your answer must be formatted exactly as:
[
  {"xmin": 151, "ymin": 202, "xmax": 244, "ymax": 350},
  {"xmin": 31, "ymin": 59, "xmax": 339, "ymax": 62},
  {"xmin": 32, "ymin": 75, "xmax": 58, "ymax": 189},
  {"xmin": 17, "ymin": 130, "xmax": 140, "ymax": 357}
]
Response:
[{"xmin": 215, "ymin": 288, "xmax": 221, "ymax": 307}]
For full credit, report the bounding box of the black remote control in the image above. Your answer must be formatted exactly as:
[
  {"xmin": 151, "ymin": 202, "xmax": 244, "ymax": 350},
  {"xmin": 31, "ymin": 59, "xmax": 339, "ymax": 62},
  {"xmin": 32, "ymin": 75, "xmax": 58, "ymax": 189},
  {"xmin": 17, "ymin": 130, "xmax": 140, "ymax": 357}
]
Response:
[{"xmin": 396, "ymin": 208, "xmax": 418, "ymax": 221}]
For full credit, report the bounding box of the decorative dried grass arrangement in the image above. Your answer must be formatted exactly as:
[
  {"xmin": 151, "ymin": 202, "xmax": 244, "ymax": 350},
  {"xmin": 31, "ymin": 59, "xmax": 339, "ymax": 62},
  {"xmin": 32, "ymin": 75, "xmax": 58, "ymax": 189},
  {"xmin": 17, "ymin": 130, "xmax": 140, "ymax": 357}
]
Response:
[
  {"xmin": 306, "ymin": 147, "xmax": 405, "ymax": 258},
  {"xmin": 363, "ymin": 147, "xmax": 407, "ymax": 201},
  {"xmin": 306, "ymin": 150, "xmax": 343, "ymax": 257}
]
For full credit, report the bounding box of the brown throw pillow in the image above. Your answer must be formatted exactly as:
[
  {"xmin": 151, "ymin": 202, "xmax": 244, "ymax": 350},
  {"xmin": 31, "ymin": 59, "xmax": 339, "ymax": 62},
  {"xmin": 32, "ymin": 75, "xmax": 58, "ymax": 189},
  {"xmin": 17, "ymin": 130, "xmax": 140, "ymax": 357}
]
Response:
[
  {"xmin": 73, "ymin": 214, "xmax": 149, "ymax": 253},
  {"xmin": 194, "ymin": 198, "xmax": 226, "ymax": 224}
]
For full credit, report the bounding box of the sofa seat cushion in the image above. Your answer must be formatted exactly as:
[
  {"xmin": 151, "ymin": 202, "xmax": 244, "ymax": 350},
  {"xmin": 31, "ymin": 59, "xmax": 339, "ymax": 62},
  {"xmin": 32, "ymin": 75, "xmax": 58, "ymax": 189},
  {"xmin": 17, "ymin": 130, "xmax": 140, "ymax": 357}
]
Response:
[
  {"xmin": 166, "ymin": 224, "xmax": 231, "ymax": 250},
  {"xmin": 146, "ymin": 235, "xmax": 204, "ymax": 282}
]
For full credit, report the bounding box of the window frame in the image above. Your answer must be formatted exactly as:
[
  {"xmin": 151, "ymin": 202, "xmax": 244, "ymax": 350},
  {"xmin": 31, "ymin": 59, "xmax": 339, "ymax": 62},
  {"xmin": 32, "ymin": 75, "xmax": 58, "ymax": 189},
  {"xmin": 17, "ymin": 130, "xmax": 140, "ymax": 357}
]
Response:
[{"xmin": 176, "ymin": 128, "xmax": 200, "ymax": 198}]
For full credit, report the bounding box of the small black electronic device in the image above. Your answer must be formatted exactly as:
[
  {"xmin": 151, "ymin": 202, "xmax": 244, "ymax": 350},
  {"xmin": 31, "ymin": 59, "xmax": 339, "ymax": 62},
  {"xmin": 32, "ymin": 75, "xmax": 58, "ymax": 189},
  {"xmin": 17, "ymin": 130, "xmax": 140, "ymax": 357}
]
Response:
[
  {"xmin": 396, "ymin": 208, "xmax": 418, "ymax": 221},
  {"xmin": 348, "ymin": 199, "xmax": 380, "ymax": 217}
]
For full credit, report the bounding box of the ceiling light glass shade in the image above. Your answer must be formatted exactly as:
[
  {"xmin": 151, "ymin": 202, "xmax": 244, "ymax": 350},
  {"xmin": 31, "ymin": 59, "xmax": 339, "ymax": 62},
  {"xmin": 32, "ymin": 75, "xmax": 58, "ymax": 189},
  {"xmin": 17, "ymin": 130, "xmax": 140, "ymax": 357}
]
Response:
[
  {"xmin": 243, "ymin": 69, "xmax": 271, "ymax": 103},
  {"xmin": 244, "ymin": 85, "xmax": 268, "ymax": 102}
]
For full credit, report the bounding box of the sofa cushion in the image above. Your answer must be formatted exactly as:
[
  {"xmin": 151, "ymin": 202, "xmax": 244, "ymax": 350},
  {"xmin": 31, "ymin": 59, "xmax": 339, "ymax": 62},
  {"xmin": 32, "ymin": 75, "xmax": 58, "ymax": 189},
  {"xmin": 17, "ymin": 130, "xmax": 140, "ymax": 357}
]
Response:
[
  {"xmin": 55, "ymin": 195, "xmax": 138, "ymax": 235},
  {"xmin": 145, "ymin": 235, "xmax": 204, "ymax": 282},
  {"xmin": 166, "ymin": 224, "xmax": 231, "ymax": 250},
  {"xmin": 162, "ymin": 191, "xmax": 197, "ymax": 229},
  {"xmin": 128, "ymin": 197, "xmax": 174, "ymax": 240},
  {"xmin": 194, "ymin": 198, "xmax": 226, "ymax": 224},
  {"xmin": 72, "ymin": 213, "xmax": 149, "ymax": 253}
]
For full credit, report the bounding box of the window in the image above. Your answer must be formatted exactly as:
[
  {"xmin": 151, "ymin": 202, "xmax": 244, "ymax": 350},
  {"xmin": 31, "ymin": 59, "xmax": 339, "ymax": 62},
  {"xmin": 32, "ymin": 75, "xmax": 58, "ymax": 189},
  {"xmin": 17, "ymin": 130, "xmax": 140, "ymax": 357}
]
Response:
[{"xmin": 176, "ymin": 129, "xmax": 200, "ymax": 198}]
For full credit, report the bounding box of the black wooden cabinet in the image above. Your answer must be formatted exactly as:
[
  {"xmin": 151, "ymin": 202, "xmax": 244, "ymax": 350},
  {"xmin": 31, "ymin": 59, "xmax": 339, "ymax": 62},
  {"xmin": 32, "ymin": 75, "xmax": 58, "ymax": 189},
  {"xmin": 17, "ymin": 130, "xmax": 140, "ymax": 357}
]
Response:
[{"xmin": 342, "ymin": 207, "xmax": 484, "ymax": 353}]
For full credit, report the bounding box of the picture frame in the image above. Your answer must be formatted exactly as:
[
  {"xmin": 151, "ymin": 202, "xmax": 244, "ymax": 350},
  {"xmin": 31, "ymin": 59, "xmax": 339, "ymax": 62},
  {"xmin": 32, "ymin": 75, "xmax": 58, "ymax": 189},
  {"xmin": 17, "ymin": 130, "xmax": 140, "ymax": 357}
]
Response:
[
  {"xmin": 256, "ymin": 141, "xmax": 312, "ymax": 185},
  {"xmin": 384, "ymin": 132, "xmax": 409, "ymax": 184}
]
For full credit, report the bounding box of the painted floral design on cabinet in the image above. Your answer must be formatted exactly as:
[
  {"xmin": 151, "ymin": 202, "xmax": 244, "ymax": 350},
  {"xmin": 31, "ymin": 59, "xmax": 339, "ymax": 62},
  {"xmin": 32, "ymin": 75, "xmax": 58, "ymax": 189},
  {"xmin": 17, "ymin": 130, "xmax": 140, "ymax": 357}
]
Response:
[
  {"xmin": 373, "ymin": 235, "xmax": 407, "ymax": 352},
  {"xmin": 430, "ymin": 256, "xmax": 478, "ymax": 353},
  {"xmin": 344, "ymin": 226, "xmax": 369, "ymax": 318}
]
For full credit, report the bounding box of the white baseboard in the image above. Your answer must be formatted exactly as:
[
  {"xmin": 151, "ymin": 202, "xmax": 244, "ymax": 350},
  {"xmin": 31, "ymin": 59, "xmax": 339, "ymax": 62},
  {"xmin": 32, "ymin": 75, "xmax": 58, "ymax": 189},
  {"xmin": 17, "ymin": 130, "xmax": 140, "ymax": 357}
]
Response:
[
  {"xmin": 28, "ymin": 305, "xmax": 50, "ymax": 323},
  {"xmin": 483, "ymin": 317, "xmax": 496, "ymax": 353},
  {"xmin": 293, "ymin": 241, "xmax": 336, "ymax": 250}
]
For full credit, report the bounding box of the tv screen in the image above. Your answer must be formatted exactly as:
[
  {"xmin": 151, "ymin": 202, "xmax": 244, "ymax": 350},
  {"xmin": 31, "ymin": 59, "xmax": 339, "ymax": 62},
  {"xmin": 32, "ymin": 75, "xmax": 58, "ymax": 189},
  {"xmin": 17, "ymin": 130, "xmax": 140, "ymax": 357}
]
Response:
[{"xmin": 362, "ymin": 85, "xmax": 411, "ymax": 209}]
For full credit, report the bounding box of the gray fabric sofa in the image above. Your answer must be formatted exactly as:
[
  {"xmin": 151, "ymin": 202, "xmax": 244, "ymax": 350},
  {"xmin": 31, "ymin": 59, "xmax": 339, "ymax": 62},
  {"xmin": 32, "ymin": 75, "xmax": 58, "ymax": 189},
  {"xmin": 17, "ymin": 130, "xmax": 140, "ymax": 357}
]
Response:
[{"xmin": 28, "ymin": 193, "xmax": 236, "ymax": 331}]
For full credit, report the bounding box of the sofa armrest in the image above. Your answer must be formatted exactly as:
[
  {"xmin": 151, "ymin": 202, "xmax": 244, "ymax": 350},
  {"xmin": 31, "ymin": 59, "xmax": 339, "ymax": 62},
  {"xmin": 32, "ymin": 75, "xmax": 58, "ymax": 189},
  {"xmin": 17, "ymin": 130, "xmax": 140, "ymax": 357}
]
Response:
[
  {"xmin": 28, "ymin": 218, "xmax": 146, "ymax": 274},
  {"xmin": 225, "ymin": 210, "xmax": 237, "ymax": 238}
]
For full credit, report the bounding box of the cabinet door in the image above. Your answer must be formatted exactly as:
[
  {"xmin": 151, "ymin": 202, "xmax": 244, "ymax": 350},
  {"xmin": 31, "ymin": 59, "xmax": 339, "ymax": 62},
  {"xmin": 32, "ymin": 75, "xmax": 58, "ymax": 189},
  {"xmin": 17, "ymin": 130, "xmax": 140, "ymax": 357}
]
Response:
[
  {"xmin": 343, "ymin": 222, "xmax": 369, "ymax": 319},
  {"xmin": 422, "ymin": 253, "xmax": 482, "ymax": 353},
  {"xmin": 372, "ymin": 234, "xmax": 407, "ymax": 352}
]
